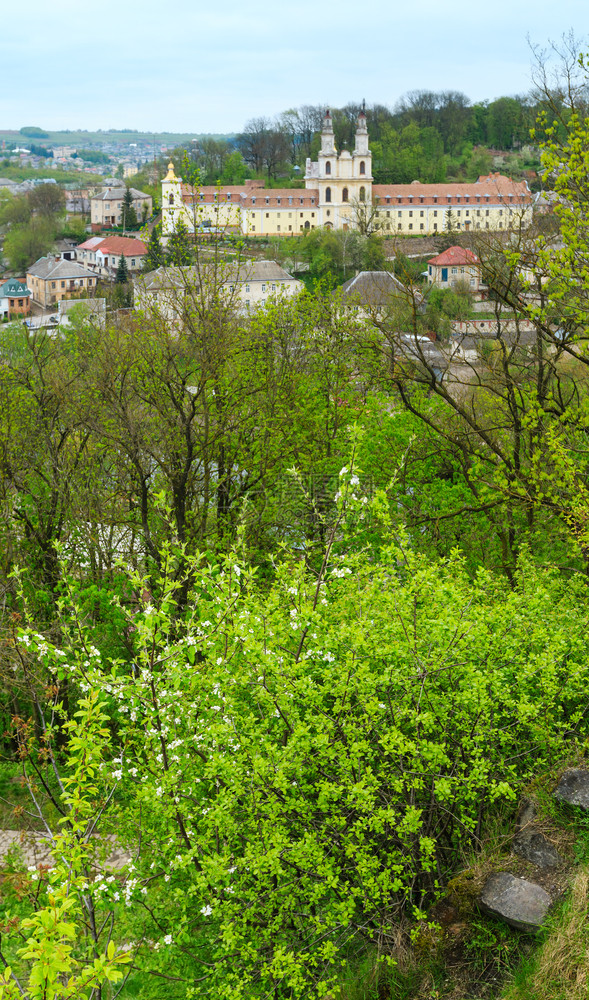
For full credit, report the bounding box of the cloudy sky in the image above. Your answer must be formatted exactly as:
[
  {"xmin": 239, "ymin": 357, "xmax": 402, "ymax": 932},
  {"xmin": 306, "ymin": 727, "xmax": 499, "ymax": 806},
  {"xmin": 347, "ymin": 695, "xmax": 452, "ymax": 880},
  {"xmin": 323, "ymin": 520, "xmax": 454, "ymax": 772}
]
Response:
[{"xmin": 1, "ymin": 0, "xmax": 586, "ymax": 134}]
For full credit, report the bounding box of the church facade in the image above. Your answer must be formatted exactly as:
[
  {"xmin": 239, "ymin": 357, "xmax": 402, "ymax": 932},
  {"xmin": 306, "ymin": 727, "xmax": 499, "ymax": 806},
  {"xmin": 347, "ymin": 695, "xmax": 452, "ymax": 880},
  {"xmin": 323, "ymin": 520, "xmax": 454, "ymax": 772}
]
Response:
[{"xmin": 161, "ymin": 110, "xmax": 532, "ymax": 239}]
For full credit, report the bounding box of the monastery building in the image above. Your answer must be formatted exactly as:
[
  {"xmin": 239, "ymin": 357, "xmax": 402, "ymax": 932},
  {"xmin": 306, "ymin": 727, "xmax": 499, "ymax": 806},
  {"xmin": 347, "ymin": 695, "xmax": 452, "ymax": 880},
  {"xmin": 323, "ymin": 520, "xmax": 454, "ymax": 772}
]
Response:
[{"xmin": 161, "ymin": 111, "xmax": 532, "ymax": 239}]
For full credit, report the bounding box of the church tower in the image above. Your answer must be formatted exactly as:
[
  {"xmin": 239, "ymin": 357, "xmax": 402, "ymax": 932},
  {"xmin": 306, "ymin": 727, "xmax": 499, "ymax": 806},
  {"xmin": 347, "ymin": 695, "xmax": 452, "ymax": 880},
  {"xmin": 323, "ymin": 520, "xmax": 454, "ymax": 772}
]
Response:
[
  {"xmin": 352, "ymin": 105, "xmax": 372, "ymax": 199},
  {"xmin": 161, "ymin": 160, "xmax": 184, "ymax": 238}
]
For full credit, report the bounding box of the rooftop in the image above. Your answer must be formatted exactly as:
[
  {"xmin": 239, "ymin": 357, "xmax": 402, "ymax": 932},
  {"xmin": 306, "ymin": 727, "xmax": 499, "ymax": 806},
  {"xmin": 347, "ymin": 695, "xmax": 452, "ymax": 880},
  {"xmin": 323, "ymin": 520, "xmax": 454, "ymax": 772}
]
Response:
[{"xmin": 27, "ymin": 256, "xmax": 97, "ymax": 281}]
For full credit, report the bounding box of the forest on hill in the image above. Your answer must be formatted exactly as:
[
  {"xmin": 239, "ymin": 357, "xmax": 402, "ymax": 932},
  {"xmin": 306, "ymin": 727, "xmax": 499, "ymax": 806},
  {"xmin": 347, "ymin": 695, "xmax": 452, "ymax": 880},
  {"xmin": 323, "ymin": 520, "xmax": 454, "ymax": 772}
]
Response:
[
  {"xmin": 183, "ymin": 89, "xmax": 551, "ymax": 189},
  {"xmin": 2, "ymin": 45, "xmax": 589, "ymax": 1000}
]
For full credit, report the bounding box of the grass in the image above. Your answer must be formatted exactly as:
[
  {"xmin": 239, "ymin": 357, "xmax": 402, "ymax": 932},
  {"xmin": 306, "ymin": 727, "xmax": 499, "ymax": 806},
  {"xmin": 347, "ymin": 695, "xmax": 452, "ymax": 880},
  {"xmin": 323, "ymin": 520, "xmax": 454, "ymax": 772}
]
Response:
[{"xmin": 501, "ymin": 871, "xmax": 589, "ymax": 1000}]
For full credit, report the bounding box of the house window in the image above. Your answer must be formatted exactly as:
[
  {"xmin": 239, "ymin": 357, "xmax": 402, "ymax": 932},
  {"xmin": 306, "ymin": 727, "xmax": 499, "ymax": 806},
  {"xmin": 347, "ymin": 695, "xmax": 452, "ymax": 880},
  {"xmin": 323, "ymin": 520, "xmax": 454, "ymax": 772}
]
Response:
[
  {"xmin": 169, "ymin": 194, "xmax": 174, "ymax": 205},
  {"xmin": 277, "ymin": 226, "xmax": 281, "ymax": 231},
  {"xmin": 52, "ymin": 282, "xmax": 56, "ymax": 289},
  {"xmin": 262, "ymin": 284, "xmax": 266, "ymax": 292},
  {"xmin": 360, "ymin": 161, "xmax": 365, "ymax": 174},
  {"xmin": 359, "ymin": 186, "xmax": 366, "ymax": 201},
  {"xmin": 433, "ymin": 223, "xmax": 438, "ymax": 230},
  {"xmin": 409, "ymin": 210, "xmax": 413, "ymax": 217},
  {"xmin": 398, "ymin": 211, "xmax": 402, "ymax": 217},
  {"xmin": 131, "ymin": 259, "xmax": 136, "ymax": 267},
  {"xmin": 266, "ymin": 213, "xmax": 269, "ymax": 218},
  {"xmin": 420, "ymin": 224, "xmax": 424, "ymax": 230},
  {"xmin": 245, "ymin": 284, "xmax": 250, "ymax": 292},
  {"xmin": 420, "ymin": 210, "xmax": 424, "ymax": 217},
  {"xmin": 325, "ymin": 161, "xmax": 331, "ymax": 175},
  {"xmin": 61, "ymin": 281, "xmax": 65, "ymax": 288},
  {"xmin": 409, "ymin": 224, "xmax": 413, "ymax": 230},
  {"xmin": 451, "ymin": 267, "xmax": 458, "ymax": 274},
  {"xmin": 325, "ymin": 187, "xmax": 331, "ymax": 203},
  {"xmin": 433, "ymin": 210, "xmax": 438, "ymax": 217},
  {"xmin": 342, "ymin": 187, "xmax": 348, "ymax": 202},
  {"xmin": 398, "ymin": 223, "xmax": 402, "ymax": 230}
]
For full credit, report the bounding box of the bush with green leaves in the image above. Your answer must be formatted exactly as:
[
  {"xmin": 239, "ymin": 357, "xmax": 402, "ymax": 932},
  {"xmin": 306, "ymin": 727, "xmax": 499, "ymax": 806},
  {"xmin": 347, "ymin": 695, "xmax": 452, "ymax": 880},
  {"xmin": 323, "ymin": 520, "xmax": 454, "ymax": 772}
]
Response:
[{"xmin": 6, "ymin": 472, "xmax": 589, "ymax": 998}]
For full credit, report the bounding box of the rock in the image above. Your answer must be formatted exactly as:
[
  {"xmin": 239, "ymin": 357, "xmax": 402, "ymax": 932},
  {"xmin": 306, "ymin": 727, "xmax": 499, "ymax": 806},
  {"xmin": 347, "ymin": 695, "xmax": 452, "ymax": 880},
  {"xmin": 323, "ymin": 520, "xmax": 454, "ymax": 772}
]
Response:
[
  {"xmin": 515, "ymin": 797, "xmax": 538, "ymax": 831},
  {"xmin": 479, "ymin": 873, "xmax": 551, "ymax": 932},
  {"xmin": 554, "ymin": 769, "xmax": 589, "ymax": 810},
  {"xmin": 512, "ymin": 828, "xmax": 563, "ymax": 868}
]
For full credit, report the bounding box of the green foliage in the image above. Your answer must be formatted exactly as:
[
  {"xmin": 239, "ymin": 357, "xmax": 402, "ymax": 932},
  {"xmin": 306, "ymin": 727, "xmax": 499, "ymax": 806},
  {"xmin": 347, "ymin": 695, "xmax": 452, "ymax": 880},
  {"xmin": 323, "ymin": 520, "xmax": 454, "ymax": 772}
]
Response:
[
  {"xmin": 19, "ymin": 127, "xmax": 49, "ymax": 139},
  {"xmin": 6, "ymin": 522, "xmax": 589, "ymax": 998},
  {"xmin": 0, "ymin": 687, "xmax": 132, "ymax": 998},
  {"xmin": 115, "ymin": 253, "xmax": 130, "ymax": 284},
  {"xmin": 122, "ymin": 186, "xmax": 138, "ymax": 229},
  {"xmin": 166, "ymin": 218, "xmax": 193, "ymax": 264},
  {"xmin": 3, "ymin": 217, "xmax": 56, "ymax": 270},
  {"xmin": 143, "ymin": 223, "xmax": 165, "ymax": 270}
]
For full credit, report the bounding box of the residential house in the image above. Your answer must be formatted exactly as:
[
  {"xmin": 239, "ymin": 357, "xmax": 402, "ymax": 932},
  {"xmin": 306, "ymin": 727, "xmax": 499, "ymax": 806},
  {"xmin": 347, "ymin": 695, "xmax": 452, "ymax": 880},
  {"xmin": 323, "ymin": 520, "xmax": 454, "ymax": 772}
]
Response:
[
  {"xmin": 91, "ymin": 185, "xmax": 152, "ymax": 231},
  {"xmin": 341, "ymin": 270, "xmax": 425, "ymax": 317},
  {"xmin": 134, "ymin": 260, "xmax": 302, "ymax": 321},
  {"xmin": 426, "ymin": 247, "xmax": 482, "ymax": 291},
  {"xmin": 26, "ymin": 256, "xmax": 98, "ymax": 307},
  {"xmin": 162, "ymin": 111, "xmax": 532, "ymax": 240},
  {"xmin": 0, "ymin": 277, "xmax": 31, "ymax": 319},
  {"xmin": 75, "ymin": 235, "xmax": 148, "ymax": 277}
]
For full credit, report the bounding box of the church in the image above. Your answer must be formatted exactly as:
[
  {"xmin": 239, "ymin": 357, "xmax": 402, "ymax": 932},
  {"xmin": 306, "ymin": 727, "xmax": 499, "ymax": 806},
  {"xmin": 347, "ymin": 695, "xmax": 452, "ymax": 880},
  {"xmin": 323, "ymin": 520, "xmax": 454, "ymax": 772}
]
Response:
[{"xmin": 161, "ymin": 110, "xmax": 533, "ymax": 239}]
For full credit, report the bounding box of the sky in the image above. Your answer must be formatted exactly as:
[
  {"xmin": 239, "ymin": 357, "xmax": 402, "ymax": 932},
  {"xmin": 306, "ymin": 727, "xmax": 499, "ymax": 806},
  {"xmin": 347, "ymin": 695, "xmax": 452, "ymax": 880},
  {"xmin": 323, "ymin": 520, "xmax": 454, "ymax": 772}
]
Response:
[{"xmin": 1, "ymin": 0, "xmax": 587, "ymax": 134}]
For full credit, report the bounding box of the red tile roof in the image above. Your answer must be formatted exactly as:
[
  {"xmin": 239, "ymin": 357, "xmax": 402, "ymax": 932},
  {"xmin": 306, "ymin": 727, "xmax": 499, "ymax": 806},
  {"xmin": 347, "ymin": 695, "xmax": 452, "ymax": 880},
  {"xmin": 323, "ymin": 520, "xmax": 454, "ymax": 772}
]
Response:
[
  {"xmin": 180, "ymin": 186, "xmax": 318, "ymax": 209},
  {"xmin": 427, "ymin": 246, "xmax": 480, "ymax": 266},
  {"xmin": 90, "ymin": 235, "xmax": 148, "ymax": 256},
  {"xmin": 374, "ymin": 173, "xmax": 531, "ymax": 207}
]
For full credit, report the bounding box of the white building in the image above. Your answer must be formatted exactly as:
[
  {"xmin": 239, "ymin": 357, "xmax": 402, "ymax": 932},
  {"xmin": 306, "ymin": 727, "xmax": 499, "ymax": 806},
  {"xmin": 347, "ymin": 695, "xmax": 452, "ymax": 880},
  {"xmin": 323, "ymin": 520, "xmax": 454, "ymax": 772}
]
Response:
[
  {"xmin": 161, "ymin": 110, "xmax": 533, "ymax": 239},
  {"xmin": 134, "ymin": 260, "xmax": 303, "ymax": 321}
]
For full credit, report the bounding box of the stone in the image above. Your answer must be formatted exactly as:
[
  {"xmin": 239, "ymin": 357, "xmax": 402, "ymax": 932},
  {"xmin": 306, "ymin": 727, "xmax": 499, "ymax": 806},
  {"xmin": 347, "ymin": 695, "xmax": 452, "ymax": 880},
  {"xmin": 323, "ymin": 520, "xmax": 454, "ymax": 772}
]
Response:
[
  {"xmin": 554, "ymin": 769, "xmax": 589, "ymax": 810},
  {"xmin": 479, "ymin": 873, "xmax": 551, "ymax": 932},
  {"xmin": 515, "ymin": 797, "xmax": 538, "ymax": 831},
  {"xmin": 512, "ymin": 828, "xmax": 563, "ymax": 868}
]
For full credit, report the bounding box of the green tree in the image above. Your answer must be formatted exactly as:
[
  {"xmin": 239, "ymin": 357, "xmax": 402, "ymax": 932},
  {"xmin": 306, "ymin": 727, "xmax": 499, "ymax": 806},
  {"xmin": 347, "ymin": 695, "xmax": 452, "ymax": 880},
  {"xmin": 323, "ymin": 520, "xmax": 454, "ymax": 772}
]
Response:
[
  {"xmin": 3, "ymin": 217, "xmax": 56, "ymax": 270},
  {"xmin": 143, "ymin": 223, "xmax": 165, "ymax": 271},
  {"xmin": 28, "ymin": 183, "xmax": 65, "ymax": 217},
  {"xmin": 166, "ymin": 218, "xmax": 193, "ymax": 265},
  {"xmin": 122, "ymin": 186, "xmax": 138, "ymax": 230},
  {"xmin": 115, "ymin": 252, "xmax": 130, "ymax": 284}
]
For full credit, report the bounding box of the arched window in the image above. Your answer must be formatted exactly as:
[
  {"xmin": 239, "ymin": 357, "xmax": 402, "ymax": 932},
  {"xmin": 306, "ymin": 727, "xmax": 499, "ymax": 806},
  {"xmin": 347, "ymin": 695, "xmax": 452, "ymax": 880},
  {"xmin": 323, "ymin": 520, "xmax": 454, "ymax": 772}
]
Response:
[
  {"xmin": 342, "ymin": 187, "xmax": 348, "ymax": 202},
  {"xmin": 169, "ymin": 193, "xmax": 174, "ymax": 205},
  {"xmin": 359, "ymin": 186, "xmax": 366, "ymax": 202},
  {"xmin": 325, "ymin": 187, "xmax": 331, "ymax": 203},
  {"xmin": 325, "ymin": 161, "xmax": 331, "ymax": 175},
  {"xmin": 360, "ymin": 161, "xmax": 366, "ymax": 175}
]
